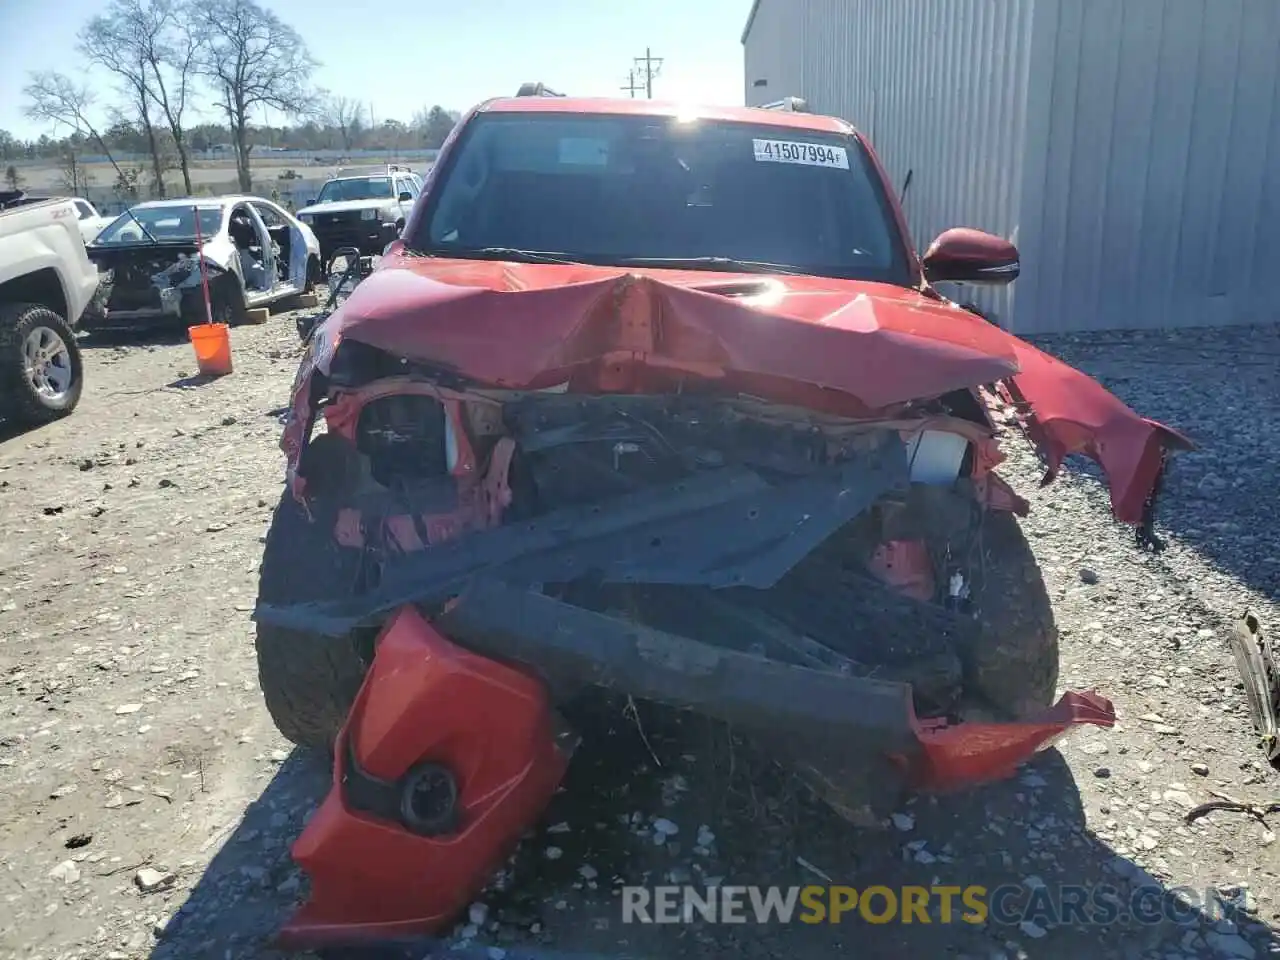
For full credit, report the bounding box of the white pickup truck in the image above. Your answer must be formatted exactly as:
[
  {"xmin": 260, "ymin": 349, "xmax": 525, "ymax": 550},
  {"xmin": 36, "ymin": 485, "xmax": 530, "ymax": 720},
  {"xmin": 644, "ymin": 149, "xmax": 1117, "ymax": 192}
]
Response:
[
  {"xmin": 69, "ymin": 197, "xmax": 117, "ymax": 245},
  {"xmin": 0, "ymin": 195, "xmax": 101, "ymax": 423}
]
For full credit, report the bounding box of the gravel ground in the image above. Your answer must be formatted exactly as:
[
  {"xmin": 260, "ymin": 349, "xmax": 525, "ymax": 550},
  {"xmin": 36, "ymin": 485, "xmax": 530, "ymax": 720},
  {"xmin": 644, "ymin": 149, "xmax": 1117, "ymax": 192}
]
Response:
[{"xmin": 0, "ymin": 312, "xmax": 1277, "ymax": 960}]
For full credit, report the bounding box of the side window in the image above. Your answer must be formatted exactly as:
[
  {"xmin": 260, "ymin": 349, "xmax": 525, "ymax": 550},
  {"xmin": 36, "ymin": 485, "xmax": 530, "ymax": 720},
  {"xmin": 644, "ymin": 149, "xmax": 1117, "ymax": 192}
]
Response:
[
  {"xmin": 74, "ymin": 200, "xmax": 93, "ymax": 220},
  {"xmin": 394, "ymin": 179, "xmax": 409, "ymax": 199},
  {"xmin": 405, "ymin": 177, "xmax": 421, "ymax": 198},
  {"xmin": 252, "ymin": 202, "xmax": 283, "ymax": 228}
]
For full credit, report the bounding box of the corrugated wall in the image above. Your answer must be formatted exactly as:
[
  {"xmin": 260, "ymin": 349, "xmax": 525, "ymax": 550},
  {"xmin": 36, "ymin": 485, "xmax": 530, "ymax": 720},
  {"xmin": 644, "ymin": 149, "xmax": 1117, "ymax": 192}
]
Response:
[
  {"xmin": 1017, "ymin": 0, "xmax": 1280, "ymax": 332},
  {"xmin": 742, "ymin": 0, "xmax": 805, "ymax": 110},
  {"xmin": 743, "ymin": 0, "xmax": 1280, "ymax": 333},
  {"xmin": 743, "ymin": 0, "xmax": 1038, "ymax": 325}
]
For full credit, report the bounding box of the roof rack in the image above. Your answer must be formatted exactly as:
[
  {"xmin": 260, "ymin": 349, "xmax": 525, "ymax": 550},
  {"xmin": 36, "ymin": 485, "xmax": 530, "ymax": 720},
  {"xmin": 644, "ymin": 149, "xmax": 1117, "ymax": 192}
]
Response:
[
  {"xmin": 516, "ymin": 82, "xmax": 566, "ymax": 98},
  {"xmin": 759, "ymin": 97, "xmax": 809, "ymax": 113}
]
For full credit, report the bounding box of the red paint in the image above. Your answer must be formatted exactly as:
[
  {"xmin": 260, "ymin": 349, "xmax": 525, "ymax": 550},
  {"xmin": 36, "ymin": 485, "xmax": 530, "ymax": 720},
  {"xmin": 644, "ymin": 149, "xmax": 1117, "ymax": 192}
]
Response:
[
  {"xmin": 1000, "ymin": 343, "xmax": 1193, "ymax": 523},
  {"xmin": 327, "ymin": 258, "xmax": 1019, "ymax": 408},
  {"xmin": 922, "ymin": 227, "xmax": 1018, "ymax": 267},
  {"xmin": 867, "ymin": 540, "xmax": 936, "ymax": 602},
  {"xmin": 292, "ymin": 254, "xmax": 1188, "ymax": 523},
  {"xmin": 278, "ymin": 607, "xmax": 570, "ymax": 951},
  {"xmin": 921, "ymin": 227, "xmax": 1020, "ymax": 284},
  {"xmin": 477, "ymin": 95, "xmax": 856, "ymax": 132},
  {"xmin": 907, "ymin": 691, "xmax": 1116, "ymax": 790}
]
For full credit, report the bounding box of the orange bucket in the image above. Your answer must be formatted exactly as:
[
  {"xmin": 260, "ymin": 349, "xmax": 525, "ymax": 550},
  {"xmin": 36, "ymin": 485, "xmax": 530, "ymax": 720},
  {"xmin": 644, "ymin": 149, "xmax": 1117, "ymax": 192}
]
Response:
[{"xmin": 188, "ymin": 323, "xmax": 233, "ymax": 376}]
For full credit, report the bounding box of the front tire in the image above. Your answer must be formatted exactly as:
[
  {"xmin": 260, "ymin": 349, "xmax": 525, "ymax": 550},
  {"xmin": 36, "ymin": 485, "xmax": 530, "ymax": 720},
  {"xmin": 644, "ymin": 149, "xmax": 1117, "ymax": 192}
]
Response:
[
  {"xmin": 180, "ymin": 277, "xmax": 249, "ymax": 327},
  {"xmin": 255, "ymin": 492, "xmax": 371, "ymax": 750},
  {"xmin": 0, "ymin": 303, "xmax": 84, "ymax": 425},
  {"xmin": 963, "ymin": 511, "xmax": 1060, "ymax": 718}
]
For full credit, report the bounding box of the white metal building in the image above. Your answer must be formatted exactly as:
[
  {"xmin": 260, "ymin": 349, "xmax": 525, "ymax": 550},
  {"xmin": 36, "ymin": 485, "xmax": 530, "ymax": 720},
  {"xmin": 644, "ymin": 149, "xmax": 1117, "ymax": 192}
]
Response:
[{"xmin": 742, "ymin": 0, "xmax": 1280, "ymax": 334}]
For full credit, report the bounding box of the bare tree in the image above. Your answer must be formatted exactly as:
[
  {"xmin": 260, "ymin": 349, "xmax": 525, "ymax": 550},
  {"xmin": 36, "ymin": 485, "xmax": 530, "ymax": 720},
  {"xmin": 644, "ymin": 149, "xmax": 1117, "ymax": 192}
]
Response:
[
  {"xmin": 58, "ymin": 151, "xmax": 96, "ymax": 195},
  {"xmin": 193, "ymin": 0, "xmax": 317, "ymax": 191},
  {"xmin": 133, "ymin": 0, "xmax": 200, "ymax": 194},
  {"xmin": 79, "ymin": 4, "xmax": 168, "ymax": 196},
  {"xmin": 23, "ymin": 72, "xmax": 128, "ymax": 182},
  {"xmin": 321, "ymin": 95, "xmax": 363, "ymax": 153}
]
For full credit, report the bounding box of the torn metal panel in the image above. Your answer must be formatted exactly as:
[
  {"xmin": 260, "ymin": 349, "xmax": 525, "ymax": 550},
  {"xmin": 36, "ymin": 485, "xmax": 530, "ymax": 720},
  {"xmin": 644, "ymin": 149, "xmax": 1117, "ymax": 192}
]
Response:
[
  {"xmin": 999, "ymin": 342, "xmax": 1195, "ymax": 525},
  {"xmin": 909, "ymin": 691, "xmax": 1116, "ymax": 790}
]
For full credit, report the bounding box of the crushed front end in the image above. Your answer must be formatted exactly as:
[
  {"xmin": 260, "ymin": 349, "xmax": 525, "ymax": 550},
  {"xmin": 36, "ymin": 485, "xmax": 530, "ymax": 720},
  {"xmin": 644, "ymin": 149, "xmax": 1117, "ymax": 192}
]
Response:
[
  {"xmin": 245, "ymin": 263, "xmax": 1199, "ymax": 945},
  {"xmin": 82, "ymin": 244, "xmax": 223, "ymax": 329}
]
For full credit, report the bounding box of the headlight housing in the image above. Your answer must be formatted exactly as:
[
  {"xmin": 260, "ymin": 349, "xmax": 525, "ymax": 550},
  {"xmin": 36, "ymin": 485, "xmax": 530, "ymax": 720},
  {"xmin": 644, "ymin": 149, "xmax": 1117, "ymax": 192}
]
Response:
[
  {"xmin": 299, "ymin": 213, "xmax": 313, "ymax": 223},
  {"xmin": 361, "ymin": 208, "xmax": 377, "ymax": 221}
]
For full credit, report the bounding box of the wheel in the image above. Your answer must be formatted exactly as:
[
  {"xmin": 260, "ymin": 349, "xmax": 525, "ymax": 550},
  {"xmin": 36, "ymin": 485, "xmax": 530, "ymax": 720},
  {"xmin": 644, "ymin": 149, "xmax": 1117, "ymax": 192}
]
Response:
[
  {"xmin": 962, "ymin": 511, "xmax": 1060, "ymax": 718},
  {"xmin": 255, "ymin": 489, "xmax": 371, "ymax": 750},
  {"xmin": 215, "ymin": 277, "xmax": 250, "ymax": 326},
  {"xmin": 0, "ymin": 302, "xmax": 84, "ymax": 424},
  {"xmin": 180, "ymin": 277, "xmax": 248, "ymax": 327}
]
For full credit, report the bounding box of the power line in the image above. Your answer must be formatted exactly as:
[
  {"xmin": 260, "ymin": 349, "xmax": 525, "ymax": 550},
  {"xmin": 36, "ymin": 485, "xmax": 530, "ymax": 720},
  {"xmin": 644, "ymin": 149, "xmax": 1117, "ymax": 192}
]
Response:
[
  {"xmin": 633, "ymin": 47, "xmax": 664, "ymax": 99},
  {"xmin": 620, "ymin": 70, "xmax": 645, "ymax": 98}
]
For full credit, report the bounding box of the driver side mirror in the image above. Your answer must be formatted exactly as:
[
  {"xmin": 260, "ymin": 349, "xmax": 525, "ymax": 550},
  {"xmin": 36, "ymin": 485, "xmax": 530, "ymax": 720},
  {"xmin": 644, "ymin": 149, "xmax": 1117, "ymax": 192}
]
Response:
[
  {"xmin": 921, "ymin": 228, "xmax": 1020, "ymax": 286},
  {"xmin": 398, "ymin": 191, "xmax": 413, "ymax": 202}
]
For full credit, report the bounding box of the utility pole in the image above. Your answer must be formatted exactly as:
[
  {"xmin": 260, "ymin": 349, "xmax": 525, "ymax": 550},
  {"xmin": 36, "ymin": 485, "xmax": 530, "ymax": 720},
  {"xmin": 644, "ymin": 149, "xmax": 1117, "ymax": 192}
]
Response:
[
  {"xmin": 633, "ymin": 47, "xmax": 664, "ymax": 99},
  {"xmin": 620, "ymin": 70, "xmax": 644, "ymax": 98}
]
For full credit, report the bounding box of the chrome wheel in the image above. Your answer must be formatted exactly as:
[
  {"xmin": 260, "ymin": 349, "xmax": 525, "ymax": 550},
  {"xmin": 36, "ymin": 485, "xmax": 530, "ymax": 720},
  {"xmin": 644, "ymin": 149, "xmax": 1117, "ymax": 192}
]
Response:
[{"xmin": 23, "ymin": 326, "xmax": 75, "ymax": 403}]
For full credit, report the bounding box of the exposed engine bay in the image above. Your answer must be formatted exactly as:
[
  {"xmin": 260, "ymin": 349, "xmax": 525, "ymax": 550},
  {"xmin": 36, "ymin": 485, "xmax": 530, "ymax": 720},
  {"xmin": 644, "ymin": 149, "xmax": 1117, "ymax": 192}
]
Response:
[{"xmin": 277, "ymin": 339, "xmax": 1036, "ymax": 726}]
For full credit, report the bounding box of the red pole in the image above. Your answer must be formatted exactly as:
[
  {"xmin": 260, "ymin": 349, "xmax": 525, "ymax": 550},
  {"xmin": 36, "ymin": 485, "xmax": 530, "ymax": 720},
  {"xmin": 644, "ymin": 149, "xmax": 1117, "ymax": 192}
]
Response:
[{"xmin": 192, "ymin": 205, "xmax": 213, "ymax": 324}]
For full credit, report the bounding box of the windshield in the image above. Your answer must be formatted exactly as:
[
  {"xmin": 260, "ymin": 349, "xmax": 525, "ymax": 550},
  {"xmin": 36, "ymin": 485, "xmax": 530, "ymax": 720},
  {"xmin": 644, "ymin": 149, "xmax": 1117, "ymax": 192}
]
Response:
[
  {"xmin": 315, "ymin": 177, "xmax": 394, "ymax": 203},
  {"xmin": 410, "ymin": 112, "xmax": 910, "ymax": 283},
  {"xmin": 94, "ymin": 206, "xmax": 223, "ymax": 245}
]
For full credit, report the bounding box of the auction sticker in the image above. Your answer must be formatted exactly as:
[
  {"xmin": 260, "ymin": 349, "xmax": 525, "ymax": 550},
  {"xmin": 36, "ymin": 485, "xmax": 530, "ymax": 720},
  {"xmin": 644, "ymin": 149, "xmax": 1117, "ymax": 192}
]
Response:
[{"xmin": 753, "ymin": 139, "xmax": 849, "ymax": 169}]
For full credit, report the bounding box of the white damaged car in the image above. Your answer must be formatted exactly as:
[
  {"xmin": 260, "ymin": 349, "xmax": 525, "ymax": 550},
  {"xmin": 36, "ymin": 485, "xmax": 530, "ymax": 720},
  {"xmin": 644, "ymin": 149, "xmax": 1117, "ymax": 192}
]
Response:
[{"xmin": 82, "ymin": 196, "xmax": 321, "ymax": 330}]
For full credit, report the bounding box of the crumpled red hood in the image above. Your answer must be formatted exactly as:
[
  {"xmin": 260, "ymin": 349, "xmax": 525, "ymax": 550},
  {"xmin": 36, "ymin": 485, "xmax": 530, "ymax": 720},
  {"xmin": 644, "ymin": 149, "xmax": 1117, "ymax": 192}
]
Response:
[
  {"xmin": 302, "ymin": 252, "xmax": 1191, "ymax": 524},
  {"xmin": 327, "ymin": 253, "xmax": 1020, "ymax": 409}
]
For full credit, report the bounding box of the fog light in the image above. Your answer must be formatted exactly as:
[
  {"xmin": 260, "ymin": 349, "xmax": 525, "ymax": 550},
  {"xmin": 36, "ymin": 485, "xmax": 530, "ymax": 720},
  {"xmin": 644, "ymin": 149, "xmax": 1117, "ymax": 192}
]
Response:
[{"xmin": 398, "ymin": 762, "xmax": 459, "ymax": 836}]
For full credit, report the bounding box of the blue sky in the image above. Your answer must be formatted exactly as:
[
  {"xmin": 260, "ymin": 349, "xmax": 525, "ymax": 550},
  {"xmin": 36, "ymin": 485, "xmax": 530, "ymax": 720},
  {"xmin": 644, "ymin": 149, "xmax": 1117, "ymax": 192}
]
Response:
[{"xmin": 0, "ymin": 0, "xmax": 755, "ymax": 141}]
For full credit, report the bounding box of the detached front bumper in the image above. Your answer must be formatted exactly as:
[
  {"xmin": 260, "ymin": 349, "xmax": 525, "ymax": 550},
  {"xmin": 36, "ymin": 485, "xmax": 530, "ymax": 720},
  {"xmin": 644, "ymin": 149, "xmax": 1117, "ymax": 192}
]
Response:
[
  {"xmin": 279, "ymin": 606, "xmax": 574, "ymax": 951},
  {"xmin": 278, "ymin": 600, "xmax": 1114, "ymax": 950}
]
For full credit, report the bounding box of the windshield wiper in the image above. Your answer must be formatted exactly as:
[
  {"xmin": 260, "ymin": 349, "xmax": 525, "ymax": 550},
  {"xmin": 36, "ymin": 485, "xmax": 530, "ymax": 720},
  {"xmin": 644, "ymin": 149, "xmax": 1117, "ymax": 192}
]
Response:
[
  {"xmin": 609, "ymin": 256, "xmax": 806, "ymax": 276},
  {"xmin": 415, "ymin": 246, "xmax": 583, "ymax": 265},
  {"xmin": 122, "ymin": 207, "xmax": 160, "ymax": 245}
]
